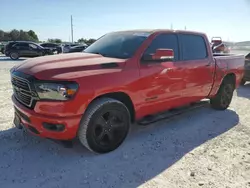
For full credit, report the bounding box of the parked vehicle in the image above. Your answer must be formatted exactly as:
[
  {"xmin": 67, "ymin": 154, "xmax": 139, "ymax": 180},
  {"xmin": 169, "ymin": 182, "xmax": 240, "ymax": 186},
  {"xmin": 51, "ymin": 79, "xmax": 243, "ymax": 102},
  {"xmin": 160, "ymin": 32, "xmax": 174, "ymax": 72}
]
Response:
[
  {"xmin": 66, "ymin": 45, "xmax": 88, "ymax": 53},
  {"xmin": 5, "ymin": 41, "xmax": 53, "ymax": 60},
  {"xmin": 40, "ymin": 43, "xmax": 62, "ymax": 54},
  {"xmin": 211, "ymin": 37, "xmax": 230, "ymax": 54},
  {"xmin": 62, "ymin": 43, "xmax": 79, "ymax": 53},
  {"xmin": 240, "ymin": 53, "xmax": 250, "ymax": 85},
  {"xmin": 10, "ymin": 29, "xmax": 244, "ymax": 153},
  {"xmin": 0, "ymin": 43, "xmax": 5, "ymax": 54}
]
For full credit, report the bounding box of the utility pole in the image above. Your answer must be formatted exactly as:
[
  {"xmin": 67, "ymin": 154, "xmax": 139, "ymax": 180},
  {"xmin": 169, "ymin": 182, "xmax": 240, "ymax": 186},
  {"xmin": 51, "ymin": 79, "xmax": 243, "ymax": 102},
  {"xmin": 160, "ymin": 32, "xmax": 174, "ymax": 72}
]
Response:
[
  {"xmin": 71, "ymin": 15, "xmax": 74, "ymax": 43},
  {"xmin": 185, "ymin": 26, "xmax": 187, "ymax": 30}
]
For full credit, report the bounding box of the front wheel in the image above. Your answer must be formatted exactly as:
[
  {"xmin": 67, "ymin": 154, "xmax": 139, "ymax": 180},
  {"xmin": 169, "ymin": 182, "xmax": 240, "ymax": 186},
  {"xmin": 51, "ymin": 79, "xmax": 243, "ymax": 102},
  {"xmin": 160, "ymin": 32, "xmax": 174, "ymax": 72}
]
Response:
[
  {"xmin": 210, "ymin": 80, "xmax": 234, "ymax": 110},
  {"xmin": 10, "ymin": 52, "xmax": 19, "ymax": 60},
  {"xmin": 78, "ymin": 98, "xmax": 131, "ymax": 154}
]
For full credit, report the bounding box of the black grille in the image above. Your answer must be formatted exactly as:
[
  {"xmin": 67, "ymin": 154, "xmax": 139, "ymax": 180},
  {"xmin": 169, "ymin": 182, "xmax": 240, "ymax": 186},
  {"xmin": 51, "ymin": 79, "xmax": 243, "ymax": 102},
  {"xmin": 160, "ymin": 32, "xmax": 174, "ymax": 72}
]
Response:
[{"xmin": 11, "ymin": 75, "xmax": 33, "ymax": 108}]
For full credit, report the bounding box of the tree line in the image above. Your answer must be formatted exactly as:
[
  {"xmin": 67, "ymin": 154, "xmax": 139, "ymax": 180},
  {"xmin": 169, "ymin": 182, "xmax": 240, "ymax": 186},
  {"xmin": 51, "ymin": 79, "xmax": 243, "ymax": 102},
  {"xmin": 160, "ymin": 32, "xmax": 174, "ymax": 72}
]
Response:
[
  {"xmin": 48, "ymin": 38, "xmax": 97, "ymax": 45},
  {"xmin": 0, "ymin": 29, "xmax": 96, "ymax": 45},
  {"xmin": 0, "ymin": 29, "xmax": 39, "ymax": 42}
]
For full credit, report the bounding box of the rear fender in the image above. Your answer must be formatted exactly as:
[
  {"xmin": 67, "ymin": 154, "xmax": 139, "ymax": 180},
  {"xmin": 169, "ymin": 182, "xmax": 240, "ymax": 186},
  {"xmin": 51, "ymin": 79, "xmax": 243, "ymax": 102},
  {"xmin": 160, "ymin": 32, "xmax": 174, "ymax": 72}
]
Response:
[{"xmin": 209, "ymin": 72, "xmax": 236, "ymax": 98}]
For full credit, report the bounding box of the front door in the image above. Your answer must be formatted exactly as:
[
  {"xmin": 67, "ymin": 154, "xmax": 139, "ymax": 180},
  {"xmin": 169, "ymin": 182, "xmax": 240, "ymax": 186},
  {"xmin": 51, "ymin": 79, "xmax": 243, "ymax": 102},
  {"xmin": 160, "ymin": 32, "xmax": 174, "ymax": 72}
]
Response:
[
  {"xmin": 137, "ymin": 33, "xmax": 187, "ymax": 118},
  {"xmin": 28, "ymin": 43, "xmax": 41, "ymax": 57}
]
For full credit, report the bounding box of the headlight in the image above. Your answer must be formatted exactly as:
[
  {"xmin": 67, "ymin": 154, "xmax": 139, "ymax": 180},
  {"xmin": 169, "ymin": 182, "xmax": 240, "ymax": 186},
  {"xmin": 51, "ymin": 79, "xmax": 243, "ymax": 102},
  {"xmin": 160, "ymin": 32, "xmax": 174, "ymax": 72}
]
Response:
[{"xmin": 34, "ymin": 81, "xmax": 78, "ymax": 101}]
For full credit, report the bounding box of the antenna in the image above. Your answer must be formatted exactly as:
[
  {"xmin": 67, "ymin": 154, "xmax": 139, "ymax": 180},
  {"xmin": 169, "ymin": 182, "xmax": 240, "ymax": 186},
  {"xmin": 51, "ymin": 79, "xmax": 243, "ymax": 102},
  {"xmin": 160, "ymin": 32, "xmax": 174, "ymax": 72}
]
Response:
[{"xmin": 71, "ymin": 15, "xmax": 74, "ymax": 43}]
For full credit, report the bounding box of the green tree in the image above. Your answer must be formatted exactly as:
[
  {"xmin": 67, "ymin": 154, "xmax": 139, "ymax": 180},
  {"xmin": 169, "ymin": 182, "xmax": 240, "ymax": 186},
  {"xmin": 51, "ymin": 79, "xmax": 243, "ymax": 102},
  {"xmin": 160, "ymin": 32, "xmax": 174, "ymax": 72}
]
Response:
[
  {"xmin": 27, "ymin": 30, "xmax": 38, "ymax": 41},
  {"xmin": 19, "ymin": 30, "xmax": 31, "ymax": 41},
  {"xmin": 10, "ymin": 29, "xmax": 20, "ymax": 41},
  {"xmin": 47, "ymin": 38, "xmax": 62, "ymax": 43},
  {"xmin": 0, "ymin": 30, "xmax": 4, "ymax": 41},
  {"xmin": 87, "ymin": 38, "xmax": 96, "ymax": 45},
  {"xmin": 0, "ymin": 29, "xmax": 39, "ymax": 42},
  {"xmin": 77, "ymin": 38, "xmax": 96, "ymax": 45}
]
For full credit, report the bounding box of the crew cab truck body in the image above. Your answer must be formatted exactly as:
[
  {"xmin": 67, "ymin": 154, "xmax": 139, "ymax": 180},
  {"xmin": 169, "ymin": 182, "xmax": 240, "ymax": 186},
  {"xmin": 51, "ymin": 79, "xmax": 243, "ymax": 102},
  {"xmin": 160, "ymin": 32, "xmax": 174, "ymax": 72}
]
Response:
[{"xmin": 10, "ymin": 29, "xmax": 245, "ymax": 153}]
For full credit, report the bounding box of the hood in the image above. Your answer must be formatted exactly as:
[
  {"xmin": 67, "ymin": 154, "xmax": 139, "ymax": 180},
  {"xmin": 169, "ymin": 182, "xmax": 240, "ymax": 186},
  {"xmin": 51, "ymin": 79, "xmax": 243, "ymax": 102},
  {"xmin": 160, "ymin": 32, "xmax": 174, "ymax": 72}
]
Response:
[{"xmin": 14, "ymin": 53, "xmax": 126, "ymax": 80}]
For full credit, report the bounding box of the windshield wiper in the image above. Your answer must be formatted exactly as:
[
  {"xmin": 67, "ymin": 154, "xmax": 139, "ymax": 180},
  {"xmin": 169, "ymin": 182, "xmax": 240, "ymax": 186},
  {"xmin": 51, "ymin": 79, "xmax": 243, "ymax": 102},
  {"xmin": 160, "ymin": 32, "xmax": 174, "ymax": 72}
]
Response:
[{"xmin": 83, "ymin": 51, "xmax": 104, "ymax": 56}]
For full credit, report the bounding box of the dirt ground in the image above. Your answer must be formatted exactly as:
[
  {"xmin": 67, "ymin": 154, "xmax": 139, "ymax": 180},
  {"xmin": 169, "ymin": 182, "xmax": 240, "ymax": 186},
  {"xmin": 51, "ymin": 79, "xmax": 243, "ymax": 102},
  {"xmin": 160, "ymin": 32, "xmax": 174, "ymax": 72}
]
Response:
[{"xmin": 0, "ymin": 55, "xmax": 249, "ymax": 188}]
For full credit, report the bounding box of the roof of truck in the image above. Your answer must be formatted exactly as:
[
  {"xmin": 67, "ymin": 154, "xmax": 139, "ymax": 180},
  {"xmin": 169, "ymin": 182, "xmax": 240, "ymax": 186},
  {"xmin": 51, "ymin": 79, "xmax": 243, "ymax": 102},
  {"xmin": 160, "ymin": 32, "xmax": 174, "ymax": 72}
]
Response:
[{"xmin": 110, "ymin": 29, "xmax": 206, "ymax": 36}]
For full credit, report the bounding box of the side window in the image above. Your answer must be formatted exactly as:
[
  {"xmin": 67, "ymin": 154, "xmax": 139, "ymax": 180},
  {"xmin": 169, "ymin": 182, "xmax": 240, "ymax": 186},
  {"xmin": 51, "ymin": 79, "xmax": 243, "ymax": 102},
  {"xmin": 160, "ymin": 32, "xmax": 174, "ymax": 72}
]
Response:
[
  {"xmin": 143, "ymin": 34, "xmax": 179, "ymax": 61},
  {"xmin": 13, "ymin": 43, "xmax": 29, "ymax": 48},
  {"xmin": 29, "ymin": 43, "xmax": 38, "ymax": 49},
  {"xmin": 179, "ymin": 34, "xmax": 207, "ymax": 60}
]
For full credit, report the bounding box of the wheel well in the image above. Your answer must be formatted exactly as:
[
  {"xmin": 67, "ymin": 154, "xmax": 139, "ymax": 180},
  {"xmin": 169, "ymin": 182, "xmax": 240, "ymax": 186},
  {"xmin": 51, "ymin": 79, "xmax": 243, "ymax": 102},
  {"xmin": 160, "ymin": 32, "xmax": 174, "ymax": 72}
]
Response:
[
  {"xmin": 93, "ymin": 92, "xmax": 135, "ymax": 122},
  {"xmin": 223, "ymin": 73, "xmax": 236, "ymax": 88}
]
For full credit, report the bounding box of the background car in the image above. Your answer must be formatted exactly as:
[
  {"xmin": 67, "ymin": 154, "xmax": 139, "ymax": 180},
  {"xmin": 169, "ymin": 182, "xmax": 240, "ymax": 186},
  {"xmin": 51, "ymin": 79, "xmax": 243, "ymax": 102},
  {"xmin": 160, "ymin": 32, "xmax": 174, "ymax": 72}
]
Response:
[
  {"xmin": 5, "ymin": 41, "xmax": 53, "ymax": 60},
  {"xmin": 66, "ymin": 45, "xmax": 88, "ymax": 53},
  {"xmin": 40, "ymin": 43, "xmax": 62, "ymax": 54},
  {"xmin": 62, "ymin": 43, "xmax": 79, "ymax": 53},
  {"xmin": 211, "ymin": 37, "xmax": 230, "ymax": 54},
  {"xmin": 0, "ymin": 43, "xmax": 5, "ymax": 54}
]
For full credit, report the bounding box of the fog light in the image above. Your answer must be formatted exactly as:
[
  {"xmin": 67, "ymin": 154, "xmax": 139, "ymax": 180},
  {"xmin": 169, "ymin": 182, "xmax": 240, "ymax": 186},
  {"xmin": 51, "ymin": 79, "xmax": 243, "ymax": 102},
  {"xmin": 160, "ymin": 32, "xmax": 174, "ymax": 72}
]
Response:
[{"xmin": 42, "ymin": 122, "xmax": 65, "ymax": 132}]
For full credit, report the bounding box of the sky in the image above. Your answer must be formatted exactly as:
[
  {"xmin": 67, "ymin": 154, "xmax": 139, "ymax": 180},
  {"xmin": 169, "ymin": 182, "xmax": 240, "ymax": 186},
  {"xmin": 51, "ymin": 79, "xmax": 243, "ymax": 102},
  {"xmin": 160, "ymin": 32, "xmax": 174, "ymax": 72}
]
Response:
[{"xmin": 1, "ymin": 0, "xmax": 250, "ymax": 42}]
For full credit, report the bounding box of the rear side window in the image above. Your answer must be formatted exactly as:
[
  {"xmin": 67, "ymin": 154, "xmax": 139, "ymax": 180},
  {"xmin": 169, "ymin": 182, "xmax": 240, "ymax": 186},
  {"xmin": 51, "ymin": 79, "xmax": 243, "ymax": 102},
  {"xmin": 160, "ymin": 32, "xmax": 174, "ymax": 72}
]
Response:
[
  {"xmin": 29, "ymin": 43, "xmax": 38, "ymax": 49},
  {"xmin": 14, "ymin": 43, "xmax": 29, "ymax": 48},
  {"xmin": 143, "ymin": 34, "xmax": 179, "ymax": 61},
  {"xmin": 179, "ymin": 34, "xmax": 207, "ymax": 60}
]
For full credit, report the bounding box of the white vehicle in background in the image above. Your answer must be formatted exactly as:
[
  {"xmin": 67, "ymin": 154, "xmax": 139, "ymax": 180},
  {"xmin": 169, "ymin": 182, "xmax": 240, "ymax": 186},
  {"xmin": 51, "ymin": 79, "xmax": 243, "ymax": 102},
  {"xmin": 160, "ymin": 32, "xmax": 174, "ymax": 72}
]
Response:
[{"xmin": 61, "ymin": 42, "xmax": 88, "ymax": 53}]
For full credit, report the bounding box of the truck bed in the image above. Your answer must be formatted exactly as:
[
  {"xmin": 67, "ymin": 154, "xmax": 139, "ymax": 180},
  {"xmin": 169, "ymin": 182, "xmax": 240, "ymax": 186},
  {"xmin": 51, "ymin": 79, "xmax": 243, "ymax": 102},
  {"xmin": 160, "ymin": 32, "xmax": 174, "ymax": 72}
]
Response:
[
  {"xmin": 213, "ymin": 53, "xmax": 245, "ymax": 70},
  {"xmin": 211, "ymin": 53, "xmax": 245, "ymax": 94}
]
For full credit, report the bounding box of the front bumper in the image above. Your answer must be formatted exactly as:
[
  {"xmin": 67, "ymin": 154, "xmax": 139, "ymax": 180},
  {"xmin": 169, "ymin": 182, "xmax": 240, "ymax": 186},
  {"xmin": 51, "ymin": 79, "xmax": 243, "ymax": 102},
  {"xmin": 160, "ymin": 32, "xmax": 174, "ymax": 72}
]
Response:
[{"xmin": 12, "ymin": 95, "xmax": 82, "ymax": 140}]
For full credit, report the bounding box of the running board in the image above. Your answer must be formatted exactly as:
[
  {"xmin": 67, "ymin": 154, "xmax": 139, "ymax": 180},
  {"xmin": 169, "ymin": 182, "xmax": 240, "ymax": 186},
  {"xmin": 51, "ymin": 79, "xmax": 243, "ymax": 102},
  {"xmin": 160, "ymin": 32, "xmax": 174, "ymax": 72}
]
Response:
[{"xmin": 137, "ymin": 100, "xmax": 210, "ymax": 125}]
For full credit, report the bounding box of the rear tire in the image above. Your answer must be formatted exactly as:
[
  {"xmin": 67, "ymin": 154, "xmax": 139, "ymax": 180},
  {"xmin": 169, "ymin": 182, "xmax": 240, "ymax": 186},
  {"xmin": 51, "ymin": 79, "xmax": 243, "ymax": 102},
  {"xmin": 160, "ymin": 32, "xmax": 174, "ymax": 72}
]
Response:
[
  {"xmin": 210, "ymin": 79, "xmax": 234, "ymax": 110},
  {"xmin": 78, "ymin": 98, "xmax": 131, "ymax": 154},
  {"xmin": 10, "ymin": 52, "xmax": 19, "ymax": 60}
]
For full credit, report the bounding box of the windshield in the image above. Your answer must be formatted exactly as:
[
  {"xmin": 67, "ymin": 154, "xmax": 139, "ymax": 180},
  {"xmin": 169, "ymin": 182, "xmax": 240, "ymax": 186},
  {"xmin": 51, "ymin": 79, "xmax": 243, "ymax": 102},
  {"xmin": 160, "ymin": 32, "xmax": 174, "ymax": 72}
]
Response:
[{"xmin": 84, "ymin": 32, "xmax": 150, "ymax": 59}]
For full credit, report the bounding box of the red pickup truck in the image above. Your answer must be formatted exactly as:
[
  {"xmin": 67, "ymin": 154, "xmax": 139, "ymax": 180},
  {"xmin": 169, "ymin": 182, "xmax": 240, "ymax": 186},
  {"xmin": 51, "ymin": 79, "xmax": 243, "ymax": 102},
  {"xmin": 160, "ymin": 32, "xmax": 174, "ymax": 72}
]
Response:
[{"xmin": 10, "ymin": 29, "xmax": 244, "ymax": 153}]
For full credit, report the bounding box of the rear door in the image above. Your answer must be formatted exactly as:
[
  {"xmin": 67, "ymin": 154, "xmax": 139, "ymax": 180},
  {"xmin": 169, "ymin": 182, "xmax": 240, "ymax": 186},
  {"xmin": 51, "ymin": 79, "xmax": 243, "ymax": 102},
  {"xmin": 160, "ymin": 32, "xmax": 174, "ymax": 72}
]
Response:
[
  {"xmin": 13, "ymin": 43, "xmax": 30, "ymax": 56},
  {"xmin": 178, "ymin": 33, "xmax": 214, "ymax": 101},
  {"xmin": 138, "ymin": 33, "xmax": 187, "ymax": 115}
]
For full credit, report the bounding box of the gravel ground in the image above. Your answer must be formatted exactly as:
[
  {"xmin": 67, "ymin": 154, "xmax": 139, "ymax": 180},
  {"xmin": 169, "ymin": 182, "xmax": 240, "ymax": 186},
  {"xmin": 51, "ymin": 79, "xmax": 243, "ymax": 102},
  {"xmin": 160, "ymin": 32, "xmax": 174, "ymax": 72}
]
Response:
[{"xmin": 0, "ymin": 55, "xmax": 250, "ymax": 188}]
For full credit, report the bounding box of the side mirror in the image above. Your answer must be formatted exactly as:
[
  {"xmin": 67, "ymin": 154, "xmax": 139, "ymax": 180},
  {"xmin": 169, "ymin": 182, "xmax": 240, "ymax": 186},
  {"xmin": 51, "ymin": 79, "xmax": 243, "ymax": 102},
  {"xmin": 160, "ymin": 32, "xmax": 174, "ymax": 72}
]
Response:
[
  {"xmin": 142, "ymin": 49, "xmax": 174, "ymax": 62},
  {"xmin": 152, "ymin": 49, "xmax": 174, "ymax": 61}
]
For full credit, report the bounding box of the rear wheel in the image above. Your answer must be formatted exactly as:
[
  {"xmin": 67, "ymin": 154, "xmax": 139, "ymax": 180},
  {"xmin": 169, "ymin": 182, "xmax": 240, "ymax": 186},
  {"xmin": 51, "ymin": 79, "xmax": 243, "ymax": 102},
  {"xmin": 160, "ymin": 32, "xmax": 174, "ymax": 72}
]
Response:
[
  {"xmin": 78, "ymin": 98, "xmax": 131, "ymax": 153},
  {"xmin": 10, "ymin": 52, "xmax": 19, "ymax": 60},
  {"xmin": 210, "ymin": 79, "xmax": 234, "ymax": 110}
]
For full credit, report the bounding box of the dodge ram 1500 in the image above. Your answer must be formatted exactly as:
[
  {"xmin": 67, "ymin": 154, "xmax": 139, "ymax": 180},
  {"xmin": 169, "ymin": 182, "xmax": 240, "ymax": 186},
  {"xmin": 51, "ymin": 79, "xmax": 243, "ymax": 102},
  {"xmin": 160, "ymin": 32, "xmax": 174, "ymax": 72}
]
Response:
[{"xmin": 10, "ymin": 29, "xmax": 245, "ymax": 153}]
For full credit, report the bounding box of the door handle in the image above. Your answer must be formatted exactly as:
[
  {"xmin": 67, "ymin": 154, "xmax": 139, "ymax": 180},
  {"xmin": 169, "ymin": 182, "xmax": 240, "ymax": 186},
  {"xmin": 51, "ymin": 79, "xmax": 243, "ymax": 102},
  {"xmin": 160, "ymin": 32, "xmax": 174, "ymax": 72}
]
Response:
[{"xmin": 204, "ymin": 64, "xmax": 210, "ymax": 67}]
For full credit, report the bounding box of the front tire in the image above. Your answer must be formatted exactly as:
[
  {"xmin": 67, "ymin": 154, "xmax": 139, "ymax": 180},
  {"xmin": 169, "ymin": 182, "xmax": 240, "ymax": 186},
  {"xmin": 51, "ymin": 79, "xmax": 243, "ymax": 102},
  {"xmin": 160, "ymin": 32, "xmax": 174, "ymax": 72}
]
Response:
[
  {"xmin": 78, "ymin": 98, "xmax": 131, "ymax": 154},
  {"xmin": 10, "ymin": 52, "xmax": 19, "ymax": 60},
  {"xmin": 210, "ymin": 79, "xmax": 234, "ymax": 110}
]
